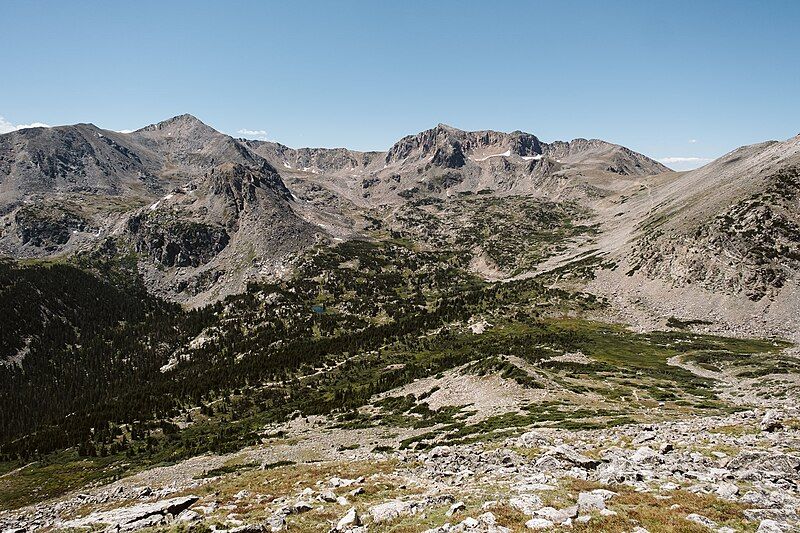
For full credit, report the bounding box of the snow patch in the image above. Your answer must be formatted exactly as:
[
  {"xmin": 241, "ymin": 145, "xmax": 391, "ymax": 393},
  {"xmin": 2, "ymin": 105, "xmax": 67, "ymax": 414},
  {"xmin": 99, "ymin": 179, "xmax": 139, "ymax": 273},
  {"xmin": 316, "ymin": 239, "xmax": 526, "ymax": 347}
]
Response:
[
  {"xmin": 151, "ymin": 193, "xmax": 175, "ymax": 211},
  {"xmin": 522, "ymin": 154, "xmax": 543, "ymax": 161},
  {"xmin": 473, "ymin": 150, "xmax": 511, "ymax": 162}
]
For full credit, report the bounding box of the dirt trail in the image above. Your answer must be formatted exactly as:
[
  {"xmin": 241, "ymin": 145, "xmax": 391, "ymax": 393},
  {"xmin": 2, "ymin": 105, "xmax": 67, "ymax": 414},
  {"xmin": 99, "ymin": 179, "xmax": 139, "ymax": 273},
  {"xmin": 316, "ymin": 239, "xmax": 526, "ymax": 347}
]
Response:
[
  {"xmin": 666, "ymin": 353, "xmax": 729, "ymax": 383},
  {"xmin": 0, "ymin": 462, "xmax": 37, "ymax": 480}
]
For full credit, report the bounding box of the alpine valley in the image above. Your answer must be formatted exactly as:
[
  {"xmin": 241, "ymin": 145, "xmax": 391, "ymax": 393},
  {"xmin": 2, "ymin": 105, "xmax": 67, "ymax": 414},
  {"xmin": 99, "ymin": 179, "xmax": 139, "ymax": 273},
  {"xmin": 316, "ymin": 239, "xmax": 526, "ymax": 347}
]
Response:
[{"xmin": 1, "ymin": 115, "xmax": 799, "ymax": 533}]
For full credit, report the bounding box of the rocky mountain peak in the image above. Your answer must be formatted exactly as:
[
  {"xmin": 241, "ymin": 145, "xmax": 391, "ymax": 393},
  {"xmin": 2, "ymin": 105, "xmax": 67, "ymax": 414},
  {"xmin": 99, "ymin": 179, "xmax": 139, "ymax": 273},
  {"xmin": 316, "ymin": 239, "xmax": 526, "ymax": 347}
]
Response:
[
  {"xmin": 434, "ymin": 123, "xmax": 459, "ymax": 133},
  {"xmin": 131, "ymin": 114, "xmax": 223, "ymax": 148},
  {"xmin": 385, "ymin": 125, "xmax": 543, "ymax": 167},
  {"xmin": 135, "ymin": 113, "xmax": 211, "ymax": 134}
]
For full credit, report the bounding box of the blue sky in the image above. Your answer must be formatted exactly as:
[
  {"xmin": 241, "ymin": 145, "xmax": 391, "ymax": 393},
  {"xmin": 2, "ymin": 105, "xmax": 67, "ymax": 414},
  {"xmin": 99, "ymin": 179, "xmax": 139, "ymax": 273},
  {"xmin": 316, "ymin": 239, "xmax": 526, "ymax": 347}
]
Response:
[{"xmin": 1, "ymin": 1, "xmax": 798, "ymax": 170}]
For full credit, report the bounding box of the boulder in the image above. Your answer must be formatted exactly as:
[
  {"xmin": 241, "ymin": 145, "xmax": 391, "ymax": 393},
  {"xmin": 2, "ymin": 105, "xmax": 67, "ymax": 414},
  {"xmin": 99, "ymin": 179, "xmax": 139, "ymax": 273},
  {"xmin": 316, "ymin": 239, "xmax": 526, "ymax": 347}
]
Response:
[
  {"xmin": 319, "ymin": 491, "xmax": 338, "ymax": 502},
  {"xmin": 534, "ymin": 506, "xmax": 577, "ymax": 524},
  {"xmin": 760, "ymin": 410, "xmax": 783, "ymax": 432},
  {"xmin": 728, "ymin": 452, "xmax": 800, "ymax": 477},
  {"xmin": 715, "ymin": 482, "xmax": 739, "ymax": 499},
  {"xmin": 577, "ymin": 489, "xmax": 616, "ymax": 513},
  {"xmin": 525, "ymin": 518, "xmax": 554, "ymax": 529},
  {"xmin": 266, "ymin": 512, "xmax": 287, "ymax": 532},
  {"xmin": 745, "ymin": 508, "xmax": 798, "ymax": 524},
  {"xmin": 370, "ymin": 500, "xmax": 416, "ymax": 523},
  {"xmin": 686, "ymin": 513, "xmax": 718, "ymax": 529},
  {"xmin": 549, "ymin": 444, "xmax": 600, "ymax": 469},
  {"xmin": 176, "ymin": 509, "xmax": 201, "ymax": 522},
  {"xmin": 336, "ymin": 508, "xmax": 361, "ymax": 531},
  {"xmin": 292, "ymin": 500, "xmax": 314, "ymax": 514},
  {"xmin": 756, "ymin": 519, "xmax": 784, "ymax": 532},
  {"xmin": 61, "ymin": 495, "xmax": 199, "ymax": 532},
  {"xmin": 447, "ymin": 502, "xmax": 466, "ymax": 517},
  {"xmin": 631, "ymin": 446, "xmax": 658, "ymax": 463},
  {"xmin": 509, "ymin": 494, "xmax": 543, "ymax": 515}
]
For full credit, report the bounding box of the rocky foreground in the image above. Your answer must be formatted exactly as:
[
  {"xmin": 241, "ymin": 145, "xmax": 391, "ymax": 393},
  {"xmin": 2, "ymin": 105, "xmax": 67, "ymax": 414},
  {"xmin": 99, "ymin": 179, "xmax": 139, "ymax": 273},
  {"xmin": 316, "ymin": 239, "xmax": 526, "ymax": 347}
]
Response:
[{"xmin": 2, "ymin": 401, "xmax": 798, "ymax": 533}]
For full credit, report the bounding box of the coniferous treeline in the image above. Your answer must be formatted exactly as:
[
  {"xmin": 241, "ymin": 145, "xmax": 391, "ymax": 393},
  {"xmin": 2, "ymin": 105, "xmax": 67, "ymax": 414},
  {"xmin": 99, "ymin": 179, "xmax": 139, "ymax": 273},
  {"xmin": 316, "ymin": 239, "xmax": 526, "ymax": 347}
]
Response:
[
  {"xmin": 0, "ymin": 240, "xmax": 603, "ymax": 461},
  {"xmin": 0, "ymin": 257, "xmax": 216, "ymax": 458}
]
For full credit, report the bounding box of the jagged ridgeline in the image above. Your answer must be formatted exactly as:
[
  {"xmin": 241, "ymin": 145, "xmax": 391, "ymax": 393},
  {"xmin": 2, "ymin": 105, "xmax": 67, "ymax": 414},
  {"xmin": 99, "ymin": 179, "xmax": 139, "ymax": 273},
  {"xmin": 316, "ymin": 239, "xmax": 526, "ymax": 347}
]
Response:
[{"xmin": 0, "ymin": 115, "xmax": 665, "ymax": 308}]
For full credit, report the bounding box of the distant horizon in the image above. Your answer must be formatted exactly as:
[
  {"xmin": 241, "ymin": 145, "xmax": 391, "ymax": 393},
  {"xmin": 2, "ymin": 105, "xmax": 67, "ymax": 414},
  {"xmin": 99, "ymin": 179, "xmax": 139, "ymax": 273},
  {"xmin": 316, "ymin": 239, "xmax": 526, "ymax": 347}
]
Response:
[
  {"xmin": 2, "ymin": 0, "xmax": 799, "ymax": 171},
  {"xmin": 3, "ymin": 110, "xmax": 799, "ymax": 173}
]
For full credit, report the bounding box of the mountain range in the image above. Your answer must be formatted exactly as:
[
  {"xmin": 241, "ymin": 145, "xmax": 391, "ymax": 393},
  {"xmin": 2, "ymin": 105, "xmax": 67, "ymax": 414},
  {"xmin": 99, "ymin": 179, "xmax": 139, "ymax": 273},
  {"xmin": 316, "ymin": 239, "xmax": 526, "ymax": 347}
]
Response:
[{"xmin": 1, "ymin": 114, "xmax": 798, "ymax": 338}]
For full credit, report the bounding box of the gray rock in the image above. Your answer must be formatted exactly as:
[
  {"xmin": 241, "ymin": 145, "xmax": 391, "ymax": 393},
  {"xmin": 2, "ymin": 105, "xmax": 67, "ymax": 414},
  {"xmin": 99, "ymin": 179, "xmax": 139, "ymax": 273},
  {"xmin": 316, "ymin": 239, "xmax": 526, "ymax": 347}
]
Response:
[
  {"xmin": 728, "ymin": 452, "xmax": 800, "ymax": 477},
  {"xmin": 631, "ymin": 446, "xmax": 658, "ymax": 463},
  {"xmin": 61, "ymin": 495, "xmax": 199, "ymax": 532},
  {"xmin": 369, "ymin": 500, "xmax": 416, "ymax": 523},
  {"xmin": 525, "ymin": 518, "xmax": 554, "ymax": 529},
  {"xmin": 715, "ymin": 482, "xmax": 739, "ymax": 499},
  {"xmin": 633, "ymin": 431, "xmax": 656, "ymax": 444},
  {"xmin": 229, "ymin": 526, "xmax": 266, "ymax": 533},
  {"xmin": 509, "ymin": 494, "xmax": 543, "ymax": 515},
  {"xmin": 291, "ymin": 500, "xmax": 314, "ymax": 514},
  {"xmin": 336, "ymin": 508, "xmax": 361, "ymax": 531},
  {"xmin": 757, "ymin": 519, "xmax": 785, "ymax": 532},
  {"xmin": 447, "ymin": 502, "xmax": 466, "ymax": 517},
  {"xmin": 760, "ymin": 410, "xmax": 783, "ymax": 432},
  {"xmin": 744, "ymin": 508, "xmax": 799, "ymax": 523},
  {"xmin": 534, "ymin": 506, "xmax": 577, "ymax": 524},
  {"xmin": 549, "ymin": 444, "xmax": 600, "ymax": 469},
  {"xmin": 577, "ymin": 489, "xmax": 616, "ymax": 513},
  {"xmin": 266, "ymin": 512, "xmax": 287, "ymax": 532},
  {"xmin": 176, "ymin": 509, "xmax": 201, "ymax": 522},
  {"xmin": 318, "ymin": 491, "xmax": 338, "ymax": 502},
  {"xmin": 686, "ymin": 513, "xmax": 717, "ymax": 529}
]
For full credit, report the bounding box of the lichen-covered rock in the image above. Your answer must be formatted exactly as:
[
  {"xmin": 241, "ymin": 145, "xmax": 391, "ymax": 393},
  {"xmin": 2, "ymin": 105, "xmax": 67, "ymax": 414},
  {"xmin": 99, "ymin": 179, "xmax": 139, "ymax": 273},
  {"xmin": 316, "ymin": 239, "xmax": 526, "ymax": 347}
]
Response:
[{"xmin": 61, "ymin": 495, "xmax": 199, "ymax": 532}]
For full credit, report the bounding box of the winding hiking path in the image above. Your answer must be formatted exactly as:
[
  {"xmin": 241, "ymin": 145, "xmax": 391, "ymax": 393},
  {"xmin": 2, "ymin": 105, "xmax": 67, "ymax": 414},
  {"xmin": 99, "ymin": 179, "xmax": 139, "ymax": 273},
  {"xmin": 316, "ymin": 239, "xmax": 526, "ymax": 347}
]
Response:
[{"xmin": 666, "ymin": 353, "xmax": 729, "ymax": 383}]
